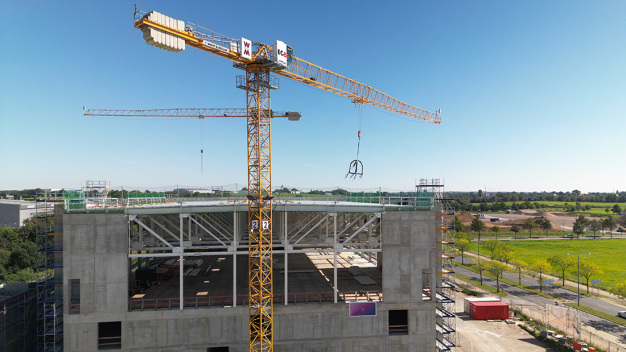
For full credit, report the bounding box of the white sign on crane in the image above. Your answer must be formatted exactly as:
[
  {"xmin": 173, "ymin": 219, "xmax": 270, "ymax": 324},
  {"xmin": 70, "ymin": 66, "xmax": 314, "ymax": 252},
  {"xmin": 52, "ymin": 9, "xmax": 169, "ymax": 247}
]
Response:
[{"xmin": 241, "ymin": 38, "xmax": 252, "ymax": 60}]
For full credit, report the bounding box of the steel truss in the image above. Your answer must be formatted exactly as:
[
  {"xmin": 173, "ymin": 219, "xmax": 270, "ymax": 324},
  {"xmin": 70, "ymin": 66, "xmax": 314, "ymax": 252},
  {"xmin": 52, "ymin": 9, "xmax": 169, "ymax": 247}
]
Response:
[{"xmin": 127, "ymin": 210, "xmax": 382, "ymax": 307}]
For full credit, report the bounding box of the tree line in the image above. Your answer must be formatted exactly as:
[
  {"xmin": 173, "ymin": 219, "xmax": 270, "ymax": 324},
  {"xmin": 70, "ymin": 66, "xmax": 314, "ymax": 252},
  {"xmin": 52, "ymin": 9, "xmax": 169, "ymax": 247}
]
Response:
[
  {"xmin": 456, "ymin": 215, "xmax": 624, "ymax": 240},
  {"xmin": 454, "ymin": 235, "xmax": 626, "ymax": 300},
  {"xmin": 0, "ymin": 217, "xmax": 40, "ymax": 283},
  {"xmin": 451, "ymin": 190, "xmax": 626, "ymax": 212}
]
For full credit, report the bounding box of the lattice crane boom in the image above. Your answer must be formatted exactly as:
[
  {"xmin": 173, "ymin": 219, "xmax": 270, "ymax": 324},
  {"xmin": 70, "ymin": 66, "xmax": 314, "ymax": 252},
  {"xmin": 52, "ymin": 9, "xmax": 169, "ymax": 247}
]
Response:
[
  {"xmin": 83, "ymin": 107, "xmax": 301, "ymax": 120},
  {"xmin": 133, "ymin": 10, "xmax": 440, "ymax": 123},
  {"xmin": 133, "ymin": 8, "xmax": 441, "ymax": 352}
]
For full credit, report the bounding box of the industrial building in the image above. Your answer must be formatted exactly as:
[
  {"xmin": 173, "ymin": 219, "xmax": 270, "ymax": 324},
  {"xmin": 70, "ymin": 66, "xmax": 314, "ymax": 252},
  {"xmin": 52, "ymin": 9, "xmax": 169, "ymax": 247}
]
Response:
[
  {"xmin": 36, "ymin": 182, "xmax": 456, "ymax": 351},
  {"xmin": 0, "ymin": 200, "xmax": 53, "ymax": 228}
]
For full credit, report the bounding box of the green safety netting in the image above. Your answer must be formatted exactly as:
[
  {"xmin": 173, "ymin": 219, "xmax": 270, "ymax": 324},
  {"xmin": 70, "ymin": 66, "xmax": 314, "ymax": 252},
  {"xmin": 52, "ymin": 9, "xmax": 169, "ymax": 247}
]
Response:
[
  {"xmin": 63, "ymin": 190, "xmax": 84, "ymax": 199},
  {"xmin": 129, "ymin": 192, "xmax": 165, "ymax": 198}
]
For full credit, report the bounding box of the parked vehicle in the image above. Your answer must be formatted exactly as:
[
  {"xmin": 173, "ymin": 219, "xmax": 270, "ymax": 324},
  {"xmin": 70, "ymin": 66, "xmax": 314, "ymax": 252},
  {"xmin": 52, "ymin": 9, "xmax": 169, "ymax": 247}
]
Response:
[
  {"xmin": 563, "ymin": 233, "xmax": 574, "ymax": 239},
  {"xmin": 617, "ymin": 227, "xmax": 624, "ymax": 233},
  {"xmin": 617, "ymin": 311, "xmax": 626, "ymax": 319}
]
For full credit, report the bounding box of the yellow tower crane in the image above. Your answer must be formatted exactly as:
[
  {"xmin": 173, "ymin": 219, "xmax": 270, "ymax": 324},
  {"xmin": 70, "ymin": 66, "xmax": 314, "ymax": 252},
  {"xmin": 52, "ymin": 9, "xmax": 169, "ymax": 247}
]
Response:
[{"xmin": 133, "ymin": 7, "xmax": 441, "ymax": 352}]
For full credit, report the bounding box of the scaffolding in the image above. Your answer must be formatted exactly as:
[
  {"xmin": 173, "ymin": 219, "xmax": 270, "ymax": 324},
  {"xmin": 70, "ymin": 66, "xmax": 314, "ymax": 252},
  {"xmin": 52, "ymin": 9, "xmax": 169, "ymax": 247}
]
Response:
[
  {"xmin": 0, "ymin": 285, "xmax": 37, "ymax": 351},
  {"xmin": 62, "ymin": 181, "xmax": 120, "ymax": 209},
  {"xmin": 417, "ymin": 179, "xmax": 456, "ymax": 351},
  {"xmin": 35, "ymin": 197, "xmax": 63, "ymax": 352}
]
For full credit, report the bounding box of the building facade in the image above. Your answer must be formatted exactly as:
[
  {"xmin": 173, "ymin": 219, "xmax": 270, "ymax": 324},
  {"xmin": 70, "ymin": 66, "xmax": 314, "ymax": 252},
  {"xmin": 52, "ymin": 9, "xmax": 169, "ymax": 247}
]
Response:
[{"xmin": 60, "ymin": 198, "xmax": 447, "ymax": 351}]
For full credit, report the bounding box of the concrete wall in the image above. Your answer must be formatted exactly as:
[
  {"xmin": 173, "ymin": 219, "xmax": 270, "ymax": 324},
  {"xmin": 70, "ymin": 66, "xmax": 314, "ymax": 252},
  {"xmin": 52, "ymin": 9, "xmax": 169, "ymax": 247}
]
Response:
[
  {"xmin": 63, "ymin": 210, "xmax": 436, "ymax": 352},
  {"xmin": 382, "ymin": 211, "xmax": 436, "ymax": 302},
  {"xmin": 65, "ymin": 302, "xmax": 432, "ymax": 352},
  {"xmin": 63, "ymin": 213, "xmax": 129, "ymax": 317}
]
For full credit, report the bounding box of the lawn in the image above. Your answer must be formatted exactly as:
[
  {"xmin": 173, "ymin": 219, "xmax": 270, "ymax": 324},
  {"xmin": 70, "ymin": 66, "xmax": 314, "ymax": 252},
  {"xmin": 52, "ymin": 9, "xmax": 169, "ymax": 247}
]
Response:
[
  {"xmin": 469, "ymin": 200, "xmax": 626, "ymax": 216},
  {"xmin": 466, "ymin": 238, "xmax": 626, "ymax": 290}
]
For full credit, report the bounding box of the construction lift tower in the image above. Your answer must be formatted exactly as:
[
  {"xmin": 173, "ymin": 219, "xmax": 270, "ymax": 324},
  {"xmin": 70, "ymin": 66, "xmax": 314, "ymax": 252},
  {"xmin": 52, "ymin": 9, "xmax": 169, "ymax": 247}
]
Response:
[{"xmin": 133, "ymin": 8, "xmax": 442, "ymax": 352}]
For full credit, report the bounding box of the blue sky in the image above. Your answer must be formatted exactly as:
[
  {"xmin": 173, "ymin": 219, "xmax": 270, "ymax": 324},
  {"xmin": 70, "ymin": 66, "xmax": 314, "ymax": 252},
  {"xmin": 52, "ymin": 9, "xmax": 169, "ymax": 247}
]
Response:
[{"xmin": 1, "ymin": 1, "xmax": 625, "ymax": 193}]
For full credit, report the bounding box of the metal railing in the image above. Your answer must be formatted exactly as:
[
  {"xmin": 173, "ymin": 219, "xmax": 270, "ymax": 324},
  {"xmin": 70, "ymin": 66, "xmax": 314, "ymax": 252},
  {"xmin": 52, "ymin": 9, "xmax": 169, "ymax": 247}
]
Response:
[{"xmin": 129, "ymin": 290, "xmax": 383, "ymax": 311}]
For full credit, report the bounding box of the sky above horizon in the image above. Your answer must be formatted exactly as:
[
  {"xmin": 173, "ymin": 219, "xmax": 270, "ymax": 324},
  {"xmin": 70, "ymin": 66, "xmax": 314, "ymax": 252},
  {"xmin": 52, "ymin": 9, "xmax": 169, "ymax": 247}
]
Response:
[{"xmin": 1, "ymin": 1, "xmax": 625, "ymax": 193}]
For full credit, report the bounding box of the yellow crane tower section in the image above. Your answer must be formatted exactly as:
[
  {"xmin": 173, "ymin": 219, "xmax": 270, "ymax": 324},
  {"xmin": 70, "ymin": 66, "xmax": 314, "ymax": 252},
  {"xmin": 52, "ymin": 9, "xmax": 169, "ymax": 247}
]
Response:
[{"xmin": 133, "ymin": 8, "xmax": 441, "ymax": 352}]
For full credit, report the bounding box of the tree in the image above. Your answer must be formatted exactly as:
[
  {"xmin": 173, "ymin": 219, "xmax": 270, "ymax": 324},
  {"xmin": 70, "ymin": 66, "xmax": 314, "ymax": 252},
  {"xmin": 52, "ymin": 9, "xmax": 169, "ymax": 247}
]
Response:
[
  {"xmin": 539, "ymin": 218, "xmax": 552, "ymax": 237},
  {"xmin": 454, "ymin": 216, "xmax": 466, "ymax": 233},
  {"xmin": 455, "ymin": 231, "xmax": 471, "ymax": 242},
  {"xmin": 482, "ymin": 239, "xmax": 500, "ymax": 253},
  {"xmin": 470, "ymin": 217, "xmax": 486, "ymax": 259},
  {"xmin": 455, "ymin": 238, "xmax": 471, "ymax": 265},
  {"xmin": 331, "ymin": 188, "xmax": 348, "ymax": 196},
  {"xmin": 603, "ymin": 215, "xmax": 617, "ymax": 239},
  {"xmin": 547, "ymin": 254, "xmax": 576, "ymax": 287},
  {"xmin": 474, "ymin": 258, "xmax": 486, "ymax": 285},
  {"xmin": 511, "ymin": 259, "xmax": 528, "ymax": 285},
  {"xmin": 522, "ymin": 218, "xmax": 537, "ymax": 238},
  {"xmin": 573, "ymin": 215, "xmax": 588, "ymax": 238},
  {"xmin": 491, "ymin": 225, "xmax": 501, "ymax": 240},
  {"xmin": 588, "ymin": 219, "xmax": 602, "ymax": 238},
  {"xmin": 511, "ymin": 224, "xmax": 520, "ymax": 239},
  {"xmin": 578, "ymin": 261, "xmax": 603, "ymax": 294},
  {"xmin": 612, "ymin": 204, "xmax": 622, "ymax": 215},
  {"xmin": 485, "ymin": 261, "xmax": 511, "ymax": 293},
  {"xmin": 530, "ymin": 259, "xmax": 551, "ymax": 292},
  {"xmin": 610, "ymin": 281, "xmax": 626, "ymax": 301},
  {"xmin": 6, "ymin": 243, "xmax": 36, "ymax": 272},
  {"xmin": 492, "ymin": 247, "xmax": 513, "ymax": 264}
]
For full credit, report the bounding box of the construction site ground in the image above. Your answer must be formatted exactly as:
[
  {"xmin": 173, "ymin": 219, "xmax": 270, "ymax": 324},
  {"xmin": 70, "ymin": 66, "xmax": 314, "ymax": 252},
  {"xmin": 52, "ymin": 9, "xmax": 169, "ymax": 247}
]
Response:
[{"xmin": 454, "ymin": 294, "xmax": 552, "ymax": 352}]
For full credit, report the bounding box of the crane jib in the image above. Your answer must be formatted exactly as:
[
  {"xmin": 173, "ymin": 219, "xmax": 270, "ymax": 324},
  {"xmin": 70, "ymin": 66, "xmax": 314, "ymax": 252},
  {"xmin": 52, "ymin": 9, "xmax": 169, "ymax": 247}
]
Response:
[{"xmin": 202, "ymin": 40, "xmax": 229, "ymax": 53}]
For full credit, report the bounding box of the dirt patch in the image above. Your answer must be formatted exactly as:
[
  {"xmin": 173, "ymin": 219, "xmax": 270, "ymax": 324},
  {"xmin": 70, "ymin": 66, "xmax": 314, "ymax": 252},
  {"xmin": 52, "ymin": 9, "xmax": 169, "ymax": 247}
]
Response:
[
  {"xmin": 456, "ymin": 211, "xmax": 476, "ymax": 223},
  {"xmin": 514, "ymin": 210, "xmax": 544, "ymax": 217}
]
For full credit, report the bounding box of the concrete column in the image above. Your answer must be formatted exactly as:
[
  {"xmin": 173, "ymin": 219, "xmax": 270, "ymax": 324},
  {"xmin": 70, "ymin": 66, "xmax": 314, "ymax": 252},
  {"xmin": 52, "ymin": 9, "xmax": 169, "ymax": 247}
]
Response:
[
  {"xmin": 332, "ymin": 212, "xmax": 338, "ymax": 303},
  {"xmin": 233, "ymin": 212, "xmax": 237, "ymax": 307},
  {"xmin": 284, "ymin": 212, "xmax": 288, "ymax": 305},
  {"xmin": 179, "ymin": 215, "xmax": 184, "ymax": 310}
]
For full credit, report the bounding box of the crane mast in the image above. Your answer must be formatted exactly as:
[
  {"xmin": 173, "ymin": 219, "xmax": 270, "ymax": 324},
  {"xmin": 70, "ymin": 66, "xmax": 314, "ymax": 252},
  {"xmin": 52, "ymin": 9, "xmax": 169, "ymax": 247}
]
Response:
[{"xmin": 133, "ymin": 8, "xmax": 441, "ymax": 352}]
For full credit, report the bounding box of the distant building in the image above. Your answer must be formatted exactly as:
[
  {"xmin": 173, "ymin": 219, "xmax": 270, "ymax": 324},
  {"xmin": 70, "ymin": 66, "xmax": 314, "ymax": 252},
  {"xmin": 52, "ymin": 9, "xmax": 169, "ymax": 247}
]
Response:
[{"xmin": 0, "ymin": 200, "xmax": 52, "ymax": 227}]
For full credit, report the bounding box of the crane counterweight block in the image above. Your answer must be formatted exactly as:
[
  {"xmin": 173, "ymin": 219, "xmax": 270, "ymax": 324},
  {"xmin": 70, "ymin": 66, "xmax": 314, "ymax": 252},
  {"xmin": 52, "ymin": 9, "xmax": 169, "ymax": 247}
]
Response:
[{"xmin": 139, "ymin": 11, "xmax": 186, "ymax": 52}]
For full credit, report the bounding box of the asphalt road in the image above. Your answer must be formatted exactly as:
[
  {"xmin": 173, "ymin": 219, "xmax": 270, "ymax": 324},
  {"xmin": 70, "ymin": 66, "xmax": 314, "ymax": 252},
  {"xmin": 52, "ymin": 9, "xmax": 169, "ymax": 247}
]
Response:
[{"xmin": 455, "ymin": 265, "xmax": 626, "ymax": 343}]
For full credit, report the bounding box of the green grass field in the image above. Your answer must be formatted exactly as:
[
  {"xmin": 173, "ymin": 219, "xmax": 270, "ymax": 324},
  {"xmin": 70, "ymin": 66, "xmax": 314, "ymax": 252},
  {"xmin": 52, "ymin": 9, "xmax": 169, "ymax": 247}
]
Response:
[
  {"xmin": 469, "ymin": 200, "xmax": 626, "ymax": 216},
  {"xmin": 466, "ymin": 238, "xmax": 626, "ymax": 290}
]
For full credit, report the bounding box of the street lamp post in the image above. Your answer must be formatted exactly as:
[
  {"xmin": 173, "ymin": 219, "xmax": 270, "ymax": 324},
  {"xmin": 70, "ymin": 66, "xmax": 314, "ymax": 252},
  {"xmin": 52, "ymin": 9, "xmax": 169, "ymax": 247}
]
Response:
[{"xmin": 568, "ymin": 253, "xmax": 591, "ymax": 306}]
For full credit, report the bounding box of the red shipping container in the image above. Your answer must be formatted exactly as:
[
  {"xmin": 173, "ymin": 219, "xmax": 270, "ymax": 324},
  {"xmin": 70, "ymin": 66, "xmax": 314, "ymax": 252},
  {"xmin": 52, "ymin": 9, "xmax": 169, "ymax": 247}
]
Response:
[{"xmin": 469, "ymin": 302, "xmax": 509, "ymax": 320}]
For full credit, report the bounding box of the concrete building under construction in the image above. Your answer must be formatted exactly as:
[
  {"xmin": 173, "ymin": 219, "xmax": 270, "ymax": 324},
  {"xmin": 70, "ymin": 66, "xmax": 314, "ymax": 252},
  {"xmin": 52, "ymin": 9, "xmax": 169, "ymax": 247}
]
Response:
[{"xmin": 41, "ymin": 182, "xmax": 456, "ymax": 351}]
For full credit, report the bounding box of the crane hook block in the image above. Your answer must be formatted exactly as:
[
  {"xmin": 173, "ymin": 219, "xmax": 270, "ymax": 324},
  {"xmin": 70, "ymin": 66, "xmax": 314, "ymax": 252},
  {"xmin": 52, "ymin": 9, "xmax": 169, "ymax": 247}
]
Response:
[{"xmin": 345, "ymin": 160, "xmax": 364, "ymax": 179}]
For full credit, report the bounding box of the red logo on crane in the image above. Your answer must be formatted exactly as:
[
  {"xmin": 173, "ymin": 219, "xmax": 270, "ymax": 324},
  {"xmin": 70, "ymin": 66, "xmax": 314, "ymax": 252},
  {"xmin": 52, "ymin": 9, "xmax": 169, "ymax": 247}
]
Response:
[{"xmin": 243, "ymin": 41, "xmax": 251, "ymax": 56}]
